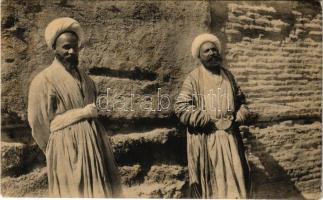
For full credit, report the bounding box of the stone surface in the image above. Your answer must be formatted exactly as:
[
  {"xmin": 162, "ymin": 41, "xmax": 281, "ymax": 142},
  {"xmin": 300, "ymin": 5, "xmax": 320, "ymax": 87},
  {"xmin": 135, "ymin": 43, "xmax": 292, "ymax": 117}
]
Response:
[
  {"xmin": 119, "ymin": 165, "xmax": 143, "ymax": 186},
  {"xmin": 1, "ymin": 142, "xmax": 45, "ymax": 177},
  {"xmin": 1, "ymin": 142, "xmax": 24, "ymax": 177},
  {"xmin": 1, "ymin": 164, "xmax": 188, "ymax": 198},
  {"xmin": 111, "ymin": 128, "xmax": 186, "ymax": 166},
  {"xmin": 1, "ymin": 167, "xmax": 48, "ymax": 197},
  {"xmin": 123, "ymin": 164, "xmax": 188, "ymax": 198},
  {"xmin": 247, "ymin": 121, "xmax": 322, "ymax": 196},
  {"xmin": 145, "ymin": 164, "xmax": 187, "ymax": 184}
]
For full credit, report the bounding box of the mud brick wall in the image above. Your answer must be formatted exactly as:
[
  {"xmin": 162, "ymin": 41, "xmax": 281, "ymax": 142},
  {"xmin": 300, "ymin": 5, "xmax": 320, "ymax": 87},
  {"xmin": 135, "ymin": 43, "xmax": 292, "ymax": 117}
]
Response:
[
  {"xmin": 224, "ymin": 3, "xmax": 322, "ymax": 122},
  {"xmin": 1, "ymin": 0, "xmax": 322, "ymax": 198}
]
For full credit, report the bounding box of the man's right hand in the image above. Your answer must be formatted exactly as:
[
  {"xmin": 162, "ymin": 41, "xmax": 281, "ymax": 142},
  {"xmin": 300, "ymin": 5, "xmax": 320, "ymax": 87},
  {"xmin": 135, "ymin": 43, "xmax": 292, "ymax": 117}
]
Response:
[{"xmin": 83, "ymin": 103, "xmax": 98, "ymax": 118}]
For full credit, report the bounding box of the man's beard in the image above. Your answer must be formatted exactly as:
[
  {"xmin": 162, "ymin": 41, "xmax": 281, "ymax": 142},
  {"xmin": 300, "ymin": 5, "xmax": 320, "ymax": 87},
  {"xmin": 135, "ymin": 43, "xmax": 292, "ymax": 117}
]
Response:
[
  {"xmin": 202, "ymin": 56, "xmax": 222, "ymax": 73},
  {"xmin": 56, "ymin": 54, "xmax": 79, "ymax": 70}
]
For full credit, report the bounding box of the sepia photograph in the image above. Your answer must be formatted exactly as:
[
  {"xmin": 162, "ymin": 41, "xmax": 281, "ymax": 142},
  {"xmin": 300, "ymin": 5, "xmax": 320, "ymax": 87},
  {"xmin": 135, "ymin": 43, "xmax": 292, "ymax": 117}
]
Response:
[{"xmin": 1, "ymin": 0, "xmax": 322, "ymax": 199}]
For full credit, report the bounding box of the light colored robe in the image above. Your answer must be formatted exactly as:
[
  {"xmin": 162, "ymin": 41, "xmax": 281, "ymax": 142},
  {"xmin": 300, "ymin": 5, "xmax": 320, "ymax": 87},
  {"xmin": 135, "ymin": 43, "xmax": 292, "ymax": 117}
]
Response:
[
  {"xmin": 175, "ymin": 65, "xmax": 251, "ymax": 199},
  {"xmin": 28, "ymin": 58, "xmax": 123, "ymax": 197}
]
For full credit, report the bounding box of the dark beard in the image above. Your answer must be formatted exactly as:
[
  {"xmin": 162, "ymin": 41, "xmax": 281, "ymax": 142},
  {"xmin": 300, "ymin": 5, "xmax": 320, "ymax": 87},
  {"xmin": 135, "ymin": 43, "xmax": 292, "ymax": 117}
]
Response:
[
  {"xmin": 66, "ymin": 55, "xmax": 79, "ymax": 69},
  {"xmin": 56, "ymin": 54, "xmax": 79, "ymax": 70},
  {"xmin": 201, "ymin": 56, "xmax": 222, "ymax": 73}
]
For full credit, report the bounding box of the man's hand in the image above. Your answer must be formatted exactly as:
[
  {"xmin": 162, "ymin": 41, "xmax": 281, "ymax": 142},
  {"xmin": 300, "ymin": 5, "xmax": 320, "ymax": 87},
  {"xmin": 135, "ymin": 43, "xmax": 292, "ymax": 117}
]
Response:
[
  {"xmin": 215, "ymin": 116, "xmax": 233, "ymax": 130},
  {"xmin": 83, "ymin": 103, "xmax": 98, "ymax": 118},
  {"xmin": 235, "ymin": 105, "xmax": 249, "ymax": 124},
  {"xmin": 209, "ymin": 113, "xmax": 234, "ymax": 131}
]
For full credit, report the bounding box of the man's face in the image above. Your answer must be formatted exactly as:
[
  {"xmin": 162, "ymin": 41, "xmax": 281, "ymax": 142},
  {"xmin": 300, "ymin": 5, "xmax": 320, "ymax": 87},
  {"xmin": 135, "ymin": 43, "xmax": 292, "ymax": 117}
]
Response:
[
  {"xmin": 199, "ymin": 41, "xmax": 222, "ymax": 71},
  {"xmin": 54, "ymin": 32, "xmax": 79, "ymax": 68}
]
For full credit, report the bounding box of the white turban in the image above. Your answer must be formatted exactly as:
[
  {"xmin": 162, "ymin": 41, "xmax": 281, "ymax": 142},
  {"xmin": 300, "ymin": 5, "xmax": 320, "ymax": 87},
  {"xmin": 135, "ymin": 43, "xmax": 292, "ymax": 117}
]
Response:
[
  {"xmin": 191, "ymin": 33, "xmax": 221, "ymax": 59},
  {"xmin": 45, "ymin": 17, "xmax": 84, "ymax": 49}
]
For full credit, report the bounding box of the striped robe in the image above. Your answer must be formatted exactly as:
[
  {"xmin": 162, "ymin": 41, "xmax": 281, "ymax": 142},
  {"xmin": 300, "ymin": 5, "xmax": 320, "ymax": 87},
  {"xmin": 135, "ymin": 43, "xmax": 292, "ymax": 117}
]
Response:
[
  {"xmin": 28, "ymin": 58, "xmax": 123, "ymax": 197},
  {"xmin": 175, "ymin": 65, "xmax": 251, "ymax": 199}
]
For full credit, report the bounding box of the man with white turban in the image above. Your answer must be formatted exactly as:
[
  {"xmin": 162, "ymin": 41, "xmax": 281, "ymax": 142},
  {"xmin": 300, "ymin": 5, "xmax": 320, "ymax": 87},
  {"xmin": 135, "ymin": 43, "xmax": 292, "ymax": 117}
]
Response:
[
  {"xmin": 175, "ymin": 33, "xmax": 251, "ymax": 198},
  {"xmin": 28, "ymin": 17, "xmax": 123, "ymax": 197}
]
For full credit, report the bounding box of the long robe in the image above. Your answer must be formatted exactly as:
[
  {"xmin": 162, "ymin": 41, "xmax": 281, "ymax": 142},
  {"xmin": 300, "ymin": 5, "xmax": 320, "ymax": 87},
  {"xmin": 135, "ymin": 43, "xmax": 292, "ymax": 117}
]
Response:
[
  {"xmin": 175, "ymin": 65, "xmax": 251, "ymax": 199},
  {"xmin": 28, "ymin": 58, "xmax": 123, "ymax": 197}
]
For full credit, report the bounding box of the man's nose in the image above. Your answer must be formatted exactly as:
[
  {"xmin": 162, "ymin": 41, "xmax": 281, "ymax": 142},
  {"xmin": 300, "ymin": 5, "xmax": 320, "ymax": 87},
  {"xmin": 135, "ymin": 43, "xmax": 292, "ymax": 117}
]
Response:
[
  {"xmin": 68, "ymin": 48, "xmax": 76, "ymax": 54},
  {"xmin": 210, "ymin": 50, "xmax": 219, "ymax": 57},
  {"xmin": 209, "ymin": 50, "xmax": 215, "ymax": 56}
]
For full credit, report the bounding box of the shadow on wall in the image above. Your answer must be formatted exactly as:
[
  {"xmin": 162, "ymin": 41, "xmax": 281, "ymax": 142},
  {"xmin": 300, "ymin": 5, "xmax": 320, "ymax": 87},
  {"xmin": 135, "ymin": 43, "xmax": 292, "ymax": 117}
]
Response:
[{"xmin": 244, "ymin": 130, "xmax": 305, "ymax": 199}]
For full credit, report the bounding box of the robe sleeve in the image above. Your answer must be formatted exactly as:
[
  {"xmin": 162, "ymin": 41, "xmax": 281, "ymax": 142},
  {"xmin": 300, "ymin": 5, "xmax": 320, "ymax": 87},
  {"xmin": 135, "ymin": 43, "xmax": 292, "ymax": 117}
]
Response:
[
  {"xmin": 50, "ymin": 103, "xmax": 97, "ymax": 132},
  {"xmin": 27, "ymin": 74, "xmax": 56, "ymax": 153},
  {"xmin": 175, "ymin": 75, "xmax": 211, "ymax": 128},
  {"xmin": 235, "ymin": 86, "xmax": 250, "ymax": 124}
]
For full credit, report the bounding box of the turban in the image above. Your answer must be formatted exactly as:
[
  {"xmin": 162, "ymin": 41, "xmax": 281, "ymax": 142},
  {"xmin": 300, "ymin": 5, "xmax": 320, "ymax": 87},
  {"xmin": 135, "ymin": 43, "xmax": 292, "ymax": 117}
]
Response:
[
  {"xmin": 191, "ymin": 33, "xmax": 221, "ymax": 59},
  {"xmin": 45, "ymin": 17, "xmax": 84, "ymax": 49}
]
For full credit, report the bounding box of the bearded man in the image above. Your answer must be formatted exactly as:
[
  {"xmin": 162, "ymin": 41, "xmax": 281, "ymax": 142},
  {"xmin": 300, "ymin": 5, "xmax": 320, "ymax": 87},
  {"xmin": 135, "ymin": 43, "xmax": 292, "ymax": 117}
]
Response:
[
  {"xmin": 27, "ymin": 17, "xmax": 122, "ymax": 197},
  {"xmin": 175, "ymin": 33, "xmax": 251, "ymax": 198}
]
